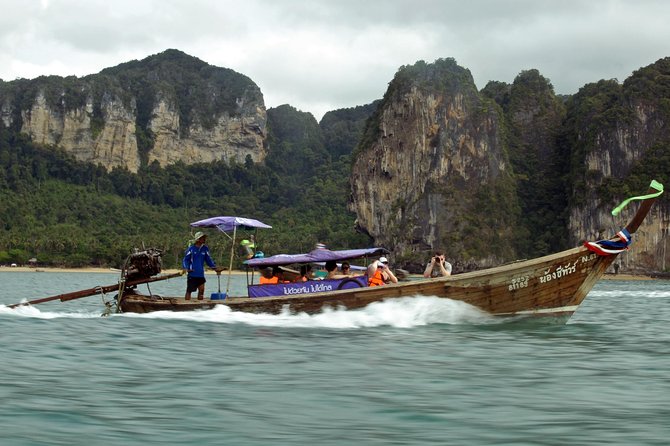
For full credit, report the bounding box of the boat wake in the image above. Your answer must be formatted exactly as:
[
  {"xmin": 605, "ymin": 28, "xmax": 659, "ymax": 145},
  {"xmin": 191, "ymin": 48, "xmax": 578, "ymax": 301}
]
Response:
[
  {"xmin": 125, "ymin": 296, "xmax": 495, "ymax": 328},
  {"xmin": 1, "ymin": 296, "xmax": 495, "ymax": 328},
  {"xmin": 0, "ymin": 303, "xmax": 100, "ymax": 319}
]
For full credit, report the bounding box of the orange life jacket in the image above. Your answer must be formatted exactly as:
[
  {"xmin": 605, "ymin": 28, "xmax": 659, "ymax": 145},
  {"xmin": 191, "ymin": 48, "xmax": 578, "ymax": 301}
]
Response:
[
  {"xmin": 259, "ymin": 276, "xmax": 279, "ymax": 285},
  {"xmin": 368, "ymin": 269, "xmax": 386, "ymax": 287}
]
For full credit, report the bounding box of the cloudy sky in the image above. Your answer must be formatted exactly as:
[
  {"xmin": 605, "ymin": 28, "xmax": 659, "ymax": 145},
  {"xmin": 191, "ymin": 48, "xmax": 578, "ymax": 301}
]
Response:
[{"xmin": 2, "ymin": 0, "xmax": 669, "ymax": 120}]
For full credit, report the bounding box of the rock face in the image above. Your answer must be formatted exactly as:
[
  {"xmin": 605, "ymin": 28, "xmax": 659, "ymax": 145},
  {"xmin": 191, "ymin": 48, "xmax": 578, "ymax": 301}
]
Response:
[
  {"xmin": 0, "ymin": 50, "xmax": 267, "ymax": 173},
  {"xmin": 351, "ymin": 57, "xmax": 670, "ymax": 273},
  {"xmin": 482, "ymin": 71, "xmax": 570, "ymax": 259},
  {"xmin": 350, "ymin": 59, "xmax": 519, "ymax": 269},
  {"xmin": 563, "ymin": 59, "xmax": 670, "ymax": 272},
  {"xmin": 147, "ymin": 96, "xmax": 266, "ymax": 167},
  {"xmin": 19, "ymin": 91, "xmax": 141, "ymax": 172}
]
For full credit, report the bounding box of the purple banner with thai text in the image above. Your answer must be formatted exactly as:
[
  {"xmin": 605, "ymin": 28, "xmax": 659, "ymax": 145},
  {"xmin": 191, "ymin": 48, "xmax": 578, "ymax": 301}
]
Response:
[{"xmin": 248, "ymin": 276, "xmax": 368, "ymax": 298}]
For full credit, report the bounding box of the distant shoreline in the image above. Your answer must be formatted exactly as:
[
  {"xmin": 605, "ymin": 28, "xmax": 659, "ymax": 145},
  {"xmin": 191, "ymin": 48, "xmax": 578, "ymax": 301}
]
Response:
[
  {"xmin": 0, "ymin": 266, "xmax": 247, "ymax": 275},
  {"xmin": 601, "ymin": 273, "xmax": 655, "ymax": 281}
]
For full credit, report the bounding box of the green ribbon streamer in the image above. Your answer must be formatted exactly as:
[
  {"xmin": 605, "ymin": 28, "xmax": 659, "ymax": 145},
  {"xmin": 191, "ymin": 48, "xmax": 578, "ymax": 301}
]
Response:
[{"xmin": 611, "ymin": 179, "xmax": 664, "ymax": 216}]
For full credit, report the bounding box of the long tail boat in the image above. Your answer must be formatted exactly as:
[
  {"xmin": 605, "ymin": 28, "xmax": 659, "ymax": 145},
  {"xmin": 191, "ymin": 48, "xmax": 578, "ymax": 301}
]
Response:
[{"xmin": 115, "ymin": 180, "xmax": 664, "ymax": 319}]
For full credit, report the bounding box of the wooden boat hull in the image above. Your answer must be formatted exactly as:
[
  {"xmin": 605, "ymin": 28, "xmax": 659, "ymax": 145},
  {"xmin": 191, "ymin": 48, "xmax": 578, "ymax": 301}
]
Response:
[{"xmin": 119, "ymin": 246, "xmax": 614, "ymax": 317}]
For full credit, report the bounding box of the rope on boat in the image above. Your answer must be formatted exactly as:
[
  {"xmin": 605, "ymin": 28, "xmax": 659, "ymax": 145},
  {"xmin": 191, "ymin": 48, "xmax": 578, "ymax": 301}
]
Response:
[
  {"xmin": 115, "ymin": 249, "xmax": 129, "ymax": 314},
  {"xmin": 116, "ymin": 277, "xmax": 126, "ymax": 314},
  {"xmin": 95, "ymin": 285, "xmax": 114, "ymax": 317}
]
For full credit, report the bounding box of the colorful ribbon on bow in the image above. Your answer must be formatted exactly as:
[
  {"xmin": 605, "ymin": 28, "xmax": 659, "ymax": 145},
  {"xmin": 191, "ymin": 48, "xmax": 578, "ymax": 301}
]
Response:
[{"xmin": 611, "ymin": 179, "xmax": 664, "ymax": 216}]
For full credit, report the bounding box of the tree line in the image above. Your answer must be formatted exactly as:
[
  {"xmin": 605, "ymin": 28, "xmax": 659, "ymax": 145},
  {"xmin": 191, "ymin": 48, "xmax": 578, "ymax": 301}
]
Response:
[{"xmin": 0, "ymin": 114, "xmax": 370, "ymax": 268}]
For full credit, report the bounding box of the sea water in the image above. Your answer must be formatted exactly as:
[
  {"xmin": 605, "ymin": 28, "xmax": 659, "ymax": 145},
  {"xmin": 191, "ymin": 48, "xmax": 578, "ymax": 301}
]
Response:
[{"xmin": 1, "ymin": 272, "xmax": 669, "ymax": 445}]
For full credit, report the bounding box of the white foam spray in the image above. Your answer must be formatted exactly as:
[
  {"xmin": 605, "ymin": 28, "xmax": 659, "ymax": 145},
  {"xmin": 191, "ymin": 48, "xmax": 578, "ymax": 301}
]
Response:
[{"xmin": 1, "ymin": 296, "xmax": 494, "ymax": 328}]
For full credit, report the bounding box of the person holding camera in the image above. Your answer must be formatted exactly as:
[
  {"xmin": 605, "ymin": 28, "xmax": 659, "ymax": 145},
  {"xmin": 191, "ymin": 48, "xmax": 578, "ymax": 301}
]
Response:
[
  {"xmin": 368, "ymin": 256, "xmax": 398, "ymax": 286},
  {"xmin": 423, "ymin": 251, "xmax": 452, "ymax": 278}
]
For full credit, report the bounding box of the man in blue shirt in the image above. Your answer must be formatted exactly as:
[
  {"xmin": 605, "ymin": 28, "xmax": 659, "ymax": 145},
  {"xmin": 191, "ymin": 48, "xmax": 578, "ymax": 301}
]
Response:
[{"xmin": 182, "ymin": 231, "xmax": 221, "ymax": 300}]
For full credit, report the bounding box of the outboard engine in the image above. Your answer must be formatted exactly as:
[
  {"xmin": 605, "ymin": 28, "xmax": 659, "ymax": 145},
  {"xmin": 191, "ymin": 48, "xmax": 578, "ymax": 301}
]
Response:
[{"xmin": 123, "ymin": 248, "xmax": 163, "ymax": 282}]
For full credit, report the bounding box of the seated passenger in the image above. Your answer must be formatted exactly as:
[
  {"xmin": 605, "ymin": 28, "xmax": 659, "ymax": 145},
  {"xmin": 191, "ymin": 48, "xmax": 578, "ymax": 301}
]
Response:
[
  {"xmin": 294, "ymin": 264, "xmax": 312, "ymax": 282},
  {"xmin": 423, "ymin": 250, "xmax": 452, "ymax": 278},
  {"xmin": 340, "ymin": 262, "xmax": 362, "ymax": 277},
  {"xmin": 325, "ymin": 260, "xmax": 349, "ymax": 280},
  {"xmin": 273, "ymin": 266, "xmax": 291, "ymax": 283},
  {"xmin": 368, "ymin": 257, "xmax": 398, "ymax": 286},
  {"xmin": 259, "ymin": 267, "xmax": 278, "ymax": 284}
]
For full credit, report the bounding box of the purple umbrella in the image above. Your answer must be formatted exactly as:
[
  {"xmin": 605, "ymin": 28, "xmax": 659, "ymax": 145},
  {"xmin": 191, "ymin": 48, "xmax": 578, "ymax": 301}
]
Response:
[{"xmin": 190, "ymin": 216, "xmax": 272, "ymax": 232}]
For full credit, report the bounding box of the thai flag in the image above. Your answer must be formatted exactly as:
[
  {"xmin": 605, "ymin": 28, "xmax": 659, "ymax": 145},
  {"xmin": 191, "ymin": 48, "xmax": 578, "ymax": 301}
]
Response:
[{"xmin": 584, "ymin": 228, "xmax": 632, "ymax": 256}]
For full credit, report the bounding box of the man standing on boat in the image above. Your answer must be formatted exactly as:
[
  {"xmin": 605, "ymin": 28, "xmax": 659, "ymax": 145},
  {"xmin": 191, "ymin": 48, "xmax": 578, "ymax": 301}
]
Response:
[
  {"xmin": 423, "ymin": 251, "xmax": 452, "ymax": 278},
  {"xmin": 368, "ymin": 257, "xmax": 398, "ymax": 286},
  {"xmin": 182, "ymin": 231, "xmax": 222, "ymax": 300}
]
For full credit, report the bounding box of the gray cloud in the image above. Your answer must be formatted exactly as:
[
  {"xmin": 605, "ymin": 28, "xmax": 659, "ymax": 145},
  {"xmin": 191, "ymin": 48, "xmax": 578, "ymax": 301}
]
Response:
[{"xmin": 1, "ymin": 0, "xmax": 669, "ymax": 119}]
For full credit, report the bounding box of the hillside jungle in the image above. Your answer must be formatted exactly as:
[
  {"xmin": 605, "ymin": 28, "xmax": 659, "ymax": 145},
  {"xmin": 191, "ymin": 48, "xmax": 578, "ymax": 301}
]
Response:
[
  {"xmin": 0, "ymin": 102, "xmax": 375, "ymax": 269},
  {"xmin": 1, "ymin": 53, "xmax": 669, "ymax": 270}
]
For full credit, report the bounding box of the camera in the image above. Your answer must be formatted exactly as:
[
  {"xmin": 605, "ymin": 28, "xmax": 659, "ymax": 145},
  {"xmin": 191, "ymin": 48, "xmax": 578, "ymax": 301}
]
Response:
[{"xmin": 434, "ymin": 256, "xmax": 442, "ymax": 263}]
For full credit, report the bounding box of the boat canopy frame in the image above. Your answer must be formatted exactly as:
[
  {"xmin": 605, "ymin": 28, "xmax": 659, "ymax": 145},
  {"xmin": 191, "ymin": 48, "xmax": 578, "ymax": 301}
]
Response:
[{"xmin": 190, "ymin": 216, "xmax": 273, "ymax": 295}]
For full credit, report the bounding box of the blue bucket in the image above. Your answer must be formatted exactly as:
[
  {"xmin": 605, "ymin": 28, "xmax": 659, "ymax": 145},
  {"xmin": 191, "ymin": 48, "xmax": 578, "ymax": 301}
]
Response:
[{"xmin": 210, "ymin": 292, "xmax": 227, "ymax": 300}]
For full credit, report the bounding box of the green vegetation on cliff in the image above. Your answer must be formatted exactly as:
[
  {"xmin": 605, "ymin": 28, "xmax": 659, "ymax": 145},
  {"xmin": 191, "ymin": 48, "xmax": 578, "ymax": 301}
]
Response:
[
  {"xmin": 496, "ymin": 70, "xmax": 570, "ymax": 257},
  {"xmin": 101, "ymin": 49, "xmax": 261, "ymax": 133},
  {"xmin": 563, "ymin": 57, "xmax": 670, "ymax": 211},
  {"xmin": 320, "ymin": 101, "xmax": 379, "ymax": 159},
  {"xmin": 0, "ymin": 104, "xmax": 369, "ymax": 268}
]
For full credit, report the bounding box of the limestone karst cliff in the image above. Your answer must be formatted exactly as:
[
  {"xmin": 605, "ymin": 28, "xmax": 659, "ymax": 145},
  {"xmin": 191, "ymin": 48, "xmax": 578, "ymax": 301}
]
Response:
[
  {"xmin": 561, "ymin": 58, "xmax": 670, "ymax": 272},
  {"xmin": 350, "ymin": 59, "xmax": 520, "ymax": 269},
  {"xmin": 0, "ymin": 50, "xmax": 266, "ymax": 173},
  {"xmin": 351, "ymin": 57, "xmax": 670, "ymax": 273},
  {"xmin": 16, "ymin": 89, "xmax": 141, "ymax": 172}
]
